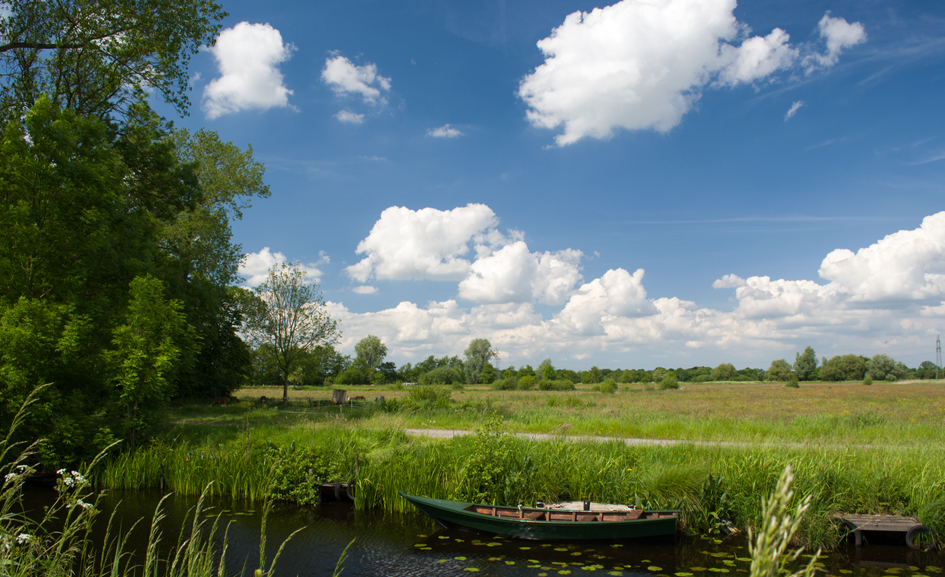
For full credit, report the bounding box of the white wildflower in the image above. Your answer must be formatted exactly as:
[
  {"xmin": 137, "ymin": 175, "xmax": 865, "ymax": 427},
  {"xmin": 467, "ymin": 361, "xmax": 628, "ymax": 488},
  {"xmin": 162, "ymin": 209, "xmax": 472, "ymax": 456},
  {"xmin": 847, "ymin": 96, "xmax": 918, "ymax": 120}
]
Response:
[{"xmin": 15, "ymin": 533, "xmax": 31, "ymax": 545}]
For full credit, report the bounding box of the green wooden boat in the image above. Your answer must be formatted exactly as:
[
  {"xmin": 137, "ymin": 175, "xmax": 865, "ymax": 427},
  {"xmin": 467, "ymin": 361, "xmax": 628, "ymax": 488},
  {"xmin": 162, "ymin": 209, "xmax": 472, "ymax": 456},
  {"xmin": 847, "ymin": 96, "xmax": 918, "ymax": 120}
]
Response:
[{"xmin": 399, "ymin": 491, "xmax": 678, "ymax": 541}]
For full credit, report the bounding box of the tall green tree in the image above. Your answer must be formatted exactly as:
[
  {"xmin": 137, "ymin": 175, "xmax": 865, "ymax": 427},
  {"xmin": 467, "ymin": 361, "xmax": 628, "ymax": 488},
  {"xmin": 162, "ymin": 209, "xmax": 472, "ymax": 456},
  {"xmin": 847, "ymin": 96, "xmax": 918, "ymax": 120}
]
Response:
[
  {"xmin": 243, "ymin": 264, "xmax": 341, "ymax": 404},
  {"xmin": 354, "ymin": 335, "xmax": 388, "ymax": 374},
  {"xmin": 463, "ymin": 338, "xmax": 497, "ymax": 384},
  {"xmin": 161, "ymin": 129, "xmax": 269, "ymax": 397},
  {"xmin": 0, "ymin": 0, "xmax": 226, "ymax": 122},
  {"xmin": 793, "ymin": 346, "xmax": 817, "ymax": 381},
  {"xmin": 107, "ymin": 275, "xmax": 193, "ymax": 450}
]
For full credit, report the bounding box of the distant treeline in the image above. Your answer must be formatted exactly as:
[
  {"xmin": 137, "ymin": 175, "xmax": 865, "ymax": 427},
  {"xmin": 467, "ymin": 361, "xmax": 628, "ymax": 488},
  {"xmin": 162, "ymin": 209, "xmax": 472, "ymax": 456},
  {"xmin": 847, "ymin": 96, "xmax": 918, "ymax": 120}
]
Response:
[{"xmin": 248, "ymin": 340, "xmax": 942, "ymax": 388}]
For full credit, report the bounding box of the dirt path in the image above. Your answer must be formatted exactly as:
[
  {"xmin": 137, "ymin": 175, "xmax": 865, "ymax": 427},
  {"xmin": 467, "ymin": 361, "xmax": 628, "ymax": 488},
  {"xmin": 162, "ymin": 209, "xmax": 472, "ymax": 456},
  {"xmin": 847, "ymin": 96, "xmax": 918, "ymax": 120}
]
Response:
[{"xmin": 404, "ymin": 428, "xmax": 744, "ymax": 447}]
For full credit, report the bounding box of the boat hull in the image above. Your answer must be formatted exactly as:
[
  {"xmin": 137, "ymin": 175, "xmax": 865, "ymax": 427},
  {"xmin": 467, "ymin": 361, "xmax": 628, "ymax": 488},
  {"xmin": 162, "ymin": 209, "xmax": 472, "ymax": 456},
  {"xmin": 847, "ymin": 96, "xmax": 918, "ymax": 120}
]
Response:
[{"xmin": 399, "ymin": 492, "xmax": 678, "ymax": 541}]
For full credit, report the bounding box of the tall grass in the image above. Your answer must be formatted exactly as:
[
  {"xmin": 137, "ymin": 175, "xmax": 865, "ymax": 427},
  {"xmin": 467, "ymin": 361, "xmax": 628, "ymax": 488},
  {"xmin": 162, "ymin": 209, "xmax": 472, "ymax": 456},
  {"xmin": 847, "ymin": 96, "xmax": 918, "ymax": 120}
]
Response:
[{"xmin": 0, "ymin": 387, "xmax": 320, "ymax": 577}]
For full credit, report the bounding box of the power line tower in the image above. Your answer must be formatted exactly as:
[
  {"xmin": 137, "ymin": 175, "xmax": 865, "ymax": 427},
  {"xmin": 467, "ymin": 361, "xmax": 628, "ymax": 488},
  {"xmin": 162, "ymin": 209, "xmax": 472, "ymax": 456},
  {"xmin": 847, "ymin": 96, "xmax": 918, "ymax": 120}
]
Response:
[{"xmin": 937, "ymin": 335, "xmax": 942, "ymax": 380}]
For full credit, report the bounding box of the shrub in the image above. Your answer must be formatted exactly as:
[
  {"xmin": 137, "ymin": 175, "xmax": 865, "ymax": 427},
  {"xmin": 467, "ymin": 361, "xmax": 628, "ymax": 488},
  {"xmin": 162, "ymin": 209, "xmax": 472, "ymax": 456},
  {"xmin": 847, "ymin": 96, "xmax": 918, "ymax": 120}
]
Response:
[
  {"xmin": 419, "ymin": 366, "xmax": 465, "ymax": 385},
  {"xmin": 659, "ymin": 371, "xmax": 679, "ymax": 390},
  {"xmin": 334, "ymin": 366, "xmax": 370, "ymax": 385},
  {"xmin": 406, "ymin": 385, "xmax": 452, "ymax": 406},
  {"xmin": 599, "ymin": 379, "xmax": 617, "ymax": 394},
  {"xmin": 519, "ymin": 375, "xmax": 537, "ymax": 390},
  {"xmin": 863, "ymin": 375, "xmax": 873, "ymax": 386},
  {"xmin": 491, "ymin": 377, "xmax": 520, "ymax": 391},
  {"xmin": 786, "ymin": 374, "xmax": 799, "ymax": 388},
  {"xmin": 539, "ymin": 379, "xmax": 575, "ymax": 391}
]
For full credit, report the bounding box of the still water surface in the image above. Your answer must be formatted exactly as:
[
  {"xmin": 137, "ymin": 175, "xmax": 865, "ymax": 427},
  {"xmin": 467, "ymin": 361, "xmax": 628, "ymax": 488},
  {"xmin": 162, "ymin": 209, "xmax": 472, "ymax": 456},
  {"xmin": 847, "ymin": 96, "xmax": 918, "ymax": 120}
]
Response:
[{"xmin": 24, "ymin": 489, "xmax": 944, "ymax": 577}]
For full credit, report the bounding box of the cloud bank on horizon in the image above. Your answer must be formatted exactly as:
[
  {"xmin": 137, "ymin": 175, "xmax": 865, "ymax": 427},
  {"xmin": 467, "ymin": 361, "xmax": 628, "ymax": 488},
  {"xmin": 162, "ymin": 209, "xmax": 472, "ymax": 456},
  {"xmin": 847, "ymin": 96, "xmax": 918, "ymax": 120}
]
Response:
[{"xmin": 241, "ymin": 208, "xmax": 945, "ymax": 368}]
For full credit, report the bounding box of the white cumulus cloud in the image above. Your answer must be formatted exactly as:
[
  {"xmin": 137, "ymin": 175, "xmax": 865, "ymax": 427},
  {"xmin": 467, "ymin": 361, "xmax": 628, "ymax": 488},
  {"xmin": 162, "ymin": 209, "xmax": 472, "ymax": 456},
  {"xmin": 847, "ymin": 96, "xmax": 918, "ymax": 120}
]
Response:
[
  {"xmin": 203, "ymin": 22, "xmax": 295, "ymax": 119},
  {"xmin": 819, "ymin": 211, "xmax": 945, "ymax": 303},
  {"xmin": 807, "ymin": 14, "xmax": 867, "ymax": 70},
  {"xmin": 556, "ymin": 268, "xmax": 653, "ymax": 334},
  {"xmin": 428, "ymin": 124, "xmax": 464, "ymax": 138},
  {"xmin": 346, "ymin": 205, "xmax": 499, "ymax": 283},
  {"xmin": 322, "ymin": 55, "xmax": 391, "ymax": 104},
  {"xmin": 518, "ymin": 0, "xmax": 865, "ymax": 146},
  {"xmin": 458, "ymin": 242, "xmax": 584, "ymax": 305},
  {"xmin": 352, "ymin": 285, "xmax": 378, "ymax": 294},
  {"xmin": 332, "ymin": 209, "xmax": 945, "ymax": 369}
]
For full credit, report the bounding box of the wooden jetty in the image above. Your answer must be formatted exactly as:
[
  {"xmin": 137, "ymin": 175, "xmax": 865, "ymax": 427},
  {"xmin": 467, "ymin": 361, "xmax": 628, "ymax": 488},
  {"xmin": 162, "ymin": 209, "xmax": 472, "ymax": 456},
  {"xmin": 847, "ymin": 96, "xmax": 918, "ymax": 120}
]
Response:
[{"xmin": 837, "ymin": 513, "xmax": 938, "ymax": 550}]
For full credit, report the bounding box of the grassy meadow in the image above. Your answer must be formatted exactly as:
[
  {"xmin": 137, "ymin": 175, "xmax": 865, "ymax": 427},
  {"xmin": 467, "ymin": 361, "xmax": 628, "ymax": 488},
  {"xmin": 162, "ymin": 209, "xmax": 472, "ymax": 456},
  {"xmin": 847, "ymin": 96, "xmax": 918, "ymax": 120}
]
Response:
[{"xmin": 94, "ymin": 380, "xmax": 945, "ymax": 549}]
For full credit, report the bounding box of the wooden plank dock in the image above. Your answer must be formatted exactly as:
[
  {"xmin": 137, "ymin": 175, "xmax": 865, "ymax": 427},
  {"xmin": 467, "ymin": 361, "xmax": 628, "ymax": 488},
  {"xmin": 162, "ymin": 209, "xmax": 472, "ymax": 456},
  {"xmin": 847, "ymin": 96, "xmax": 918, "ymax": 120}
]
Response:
[{"xmin": 836, "ymin": 513, "xmax": 938, "ymax": 550}]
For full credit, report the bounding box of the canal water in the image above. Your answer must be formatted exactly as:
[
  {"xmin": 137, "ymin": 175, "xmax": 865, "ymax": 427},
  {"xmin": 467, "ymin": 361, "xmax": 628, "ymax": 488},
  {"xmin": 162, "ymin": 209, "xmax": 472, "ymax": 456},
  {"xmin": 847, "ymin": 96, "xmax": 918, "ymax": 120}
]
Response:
[{"xmin": 22, "ymin": 488, "xmax": 944, "ymax": 577}]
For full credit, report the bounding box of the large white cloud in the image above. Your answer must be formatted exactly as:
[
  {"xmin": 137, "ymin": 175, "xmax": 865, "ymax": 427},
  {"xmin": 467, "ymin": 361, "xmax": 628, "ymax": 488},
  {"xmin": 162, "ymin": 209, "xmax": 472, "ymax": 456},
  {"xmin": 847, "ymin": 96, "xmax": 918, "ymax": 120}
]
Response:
[
  {"xmin": 458, "ymin": 242, "xmax": 583, "ymax": 305},
  {"xmin": 330, "ymin": 210, "xmax": 945, "ymax": 368},
  {"xmin": 322, "ymin": 55, "xmax": 391, "ymax": 104},
  {"xmin": 346, "ymin": 205, "xmax": 499, "ymax": 283},
  {"xmin": 819, "ymin": 211, "xmax": 945, "ymax": 303},
  {"xmin": 518, "ymin": 0, "xmax": 865, "ymax": 146},
  {"xmin": 348, "ymin": 205, "xmax": 586, "ymax": 305},
  {"xmin": 203, "ymin": 23, "xmax": 294, "ymax": 119}
]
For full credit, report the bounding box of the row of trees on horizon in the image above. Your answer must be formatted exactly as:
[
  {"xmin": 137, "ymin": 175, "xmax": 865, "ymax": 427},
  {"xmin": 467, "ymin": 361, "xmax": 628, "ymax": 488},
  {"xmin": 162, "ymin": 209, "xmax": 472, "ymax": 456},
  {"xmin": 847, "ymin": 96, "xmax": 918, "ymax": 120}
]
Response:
[{"xmin": 248, "ymin": 337, "xmax": 943, "ymax": 389}]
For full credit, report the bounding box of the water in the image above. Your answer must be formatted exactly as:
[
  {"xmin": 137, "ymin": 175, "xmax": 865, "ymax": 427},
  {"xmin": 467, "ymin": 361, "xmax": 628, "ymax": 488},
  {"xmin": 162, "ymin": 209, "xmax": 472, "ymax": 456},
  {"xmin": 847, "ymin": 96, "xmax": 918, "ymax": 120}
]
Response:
[{"xmin": 21, "ymin": 489, "xmax": 944, "ymax": 576}]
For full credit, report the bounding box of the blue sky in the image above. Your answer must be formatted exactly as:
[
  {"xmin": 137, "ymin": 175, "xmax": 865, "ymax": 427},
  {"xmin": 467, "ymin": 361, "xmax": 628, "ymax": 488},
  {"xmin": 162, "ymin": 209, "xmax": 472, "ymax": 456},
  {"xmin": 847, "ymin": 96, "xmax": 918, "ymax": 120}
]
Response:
[{"xmin": 157, "ymin": 0, "xmax": 945, "ymax": 371}]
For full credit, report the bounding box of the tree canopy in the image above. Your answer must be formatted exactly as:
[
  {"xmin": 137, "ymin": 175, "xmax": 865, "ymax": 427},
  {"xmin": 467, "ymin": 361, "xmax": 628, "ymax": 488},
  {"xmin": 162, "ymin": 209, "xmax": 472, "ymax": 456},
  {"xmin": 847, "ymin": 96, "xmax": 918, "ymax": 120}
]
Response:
[{"xmin": 0, "ymin": 0, "xmax": 226, "ymax": 122}]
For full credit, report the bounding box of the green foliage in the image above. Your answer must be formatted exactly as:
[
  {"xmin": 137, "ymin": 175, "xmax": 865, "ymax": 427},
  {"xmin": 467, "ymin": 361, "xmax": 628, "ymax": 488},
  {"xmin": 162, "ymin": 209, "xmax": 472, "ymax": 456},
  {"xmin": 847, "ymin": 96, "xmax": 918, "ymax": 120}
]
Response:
[
  {"xmin": 463, "ymin": 338, "xmax": 497, "ymax": 384},
  {"xmin": 786, "ymin": 374, "xmax": 800, "ymax": 388},
  {"xmin": 0, "ymin": 0, "xmax": 227, "ymax": 122},
  {"xmin": 748, "ymin": 467, "xmax": 818, "ymax": 577},
  {"xmin": 334, "ymin": 366, "xmax": 370, "ymax": 386},
  {"xmin": 866, "ymin": 354, "xmax": 908, "ymax": 382},
  {"xmin": 267, "ymin": 444, "xmax": 348, "ymax": 506},
  {"xmin": 456, "ymin": 413, "xmax": 522, "ymax": 504},
  {"xmin": 405, "ymin": 385, "xmax": 452, "ymax": 407},
  {"xmin": 418, "ymin": 366, "xmax": 465, "ymax": 385},
  {"xmin": 478, "ymin": 362, "xmax": 497, "ymax": 384},
  {"xmin": 863, "ymin": 375, "xmax": 873, "ymax": 386},
  {"xmin": 793, "ymin": 347, "xmax": 817, "ymax": 381},
  {"xmin": 583, "ymin": 366, "xmax": 603, "ymax": 384},
  {"xmin": 820, "ymin": 354, "xmax": 868, "ymax": 381},
  {"xmin": 354, "ymin": 335, "xmax": 388, "ymax": 373},
  {"xmin": 766, "ymin": 359, "xmax": 792, "ymax": 382},
  {"xmin": 243, "ymin": 264, "xmax": 340, "ymax": 403},
  {"xmin": 519, "ymin": 375, "xmax": 537, "ymax": 390},
  {"xmin": 659, "ymin": 371, "xmax": 679, "ymax": 390},
  {"xmin": 711, "ymin": 363, "xmax": 736, "ymax": 381},
  {"xmin": 538, "ymin": 379, "xmax": 576, "ymax": 391},
  {"xmin": 598, "ymin": 378, "xmax": 618, "ymax": 394},
  {"xmin": 490, "ymin": 377, "xmax": 520, "ymax": 391},
  {"xmin": 107, "ymin": 275, "xmax": 194, "ymax": 449}
]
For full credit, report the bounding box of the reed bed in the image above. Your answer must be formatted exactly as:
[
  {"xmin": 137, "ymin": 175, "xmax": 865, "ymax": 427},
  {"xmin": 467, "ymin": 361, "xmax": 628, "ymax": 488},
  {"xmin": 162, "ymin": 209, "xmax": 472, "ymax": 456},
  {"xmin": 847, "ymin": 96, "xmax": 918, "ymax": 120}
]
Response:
[{"xmin": 99, "ymin": 407, "xmax": 945, "ymax": 549}]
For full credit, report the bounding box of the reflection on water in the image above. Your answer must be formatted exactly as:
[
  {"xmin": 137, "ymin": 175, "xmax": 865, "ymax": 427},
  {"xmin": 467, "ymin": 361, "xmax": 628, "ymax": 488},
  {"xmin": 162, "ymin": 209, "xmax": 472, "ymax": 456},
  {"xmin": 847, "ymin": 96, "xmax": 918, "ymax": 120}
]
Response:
[{"xmin": 21, "ymin": 489, "xmax": 944, "ymax": 576}]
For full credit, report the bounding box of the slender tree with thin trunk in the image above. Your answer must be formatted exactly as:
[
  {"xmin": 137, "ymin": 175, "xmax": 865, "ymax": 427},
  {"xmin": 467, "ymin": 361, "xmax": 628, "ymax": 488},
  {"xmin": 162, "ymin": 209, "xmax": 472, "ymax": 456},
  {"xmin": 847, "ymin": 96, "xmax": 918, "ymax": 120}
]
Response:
[{"xmin": 243, "ymin": 263, "xmax": 340, "ymax": 405}]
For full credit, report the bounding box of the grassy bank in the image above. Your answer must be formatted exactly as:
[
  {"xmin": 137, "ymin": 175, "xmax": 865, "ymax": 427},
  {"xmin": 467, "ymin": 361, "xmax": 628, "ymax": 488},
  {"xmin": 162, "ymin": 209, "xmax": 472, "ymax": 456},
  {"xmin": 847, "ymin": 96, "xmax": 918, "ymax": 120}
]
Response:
[{"xmin": 95, "ymin": 381, "xmax": 945, "ymax": 549}]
